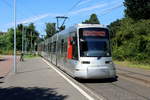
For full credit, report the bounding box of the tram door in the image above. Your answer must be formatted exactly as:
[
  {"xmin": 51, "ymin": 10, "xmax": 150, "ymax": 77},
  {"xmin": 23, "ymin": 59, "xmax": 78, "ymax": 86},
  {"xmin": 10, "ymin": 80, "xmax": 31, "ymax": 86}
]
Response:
[
  {"xmin": 51, "ymin": 41, "xmax": 57, "ymax": 65},
  {"xmin": 66, "ymin": 32, "xmax": 78, "ymax": 75}
]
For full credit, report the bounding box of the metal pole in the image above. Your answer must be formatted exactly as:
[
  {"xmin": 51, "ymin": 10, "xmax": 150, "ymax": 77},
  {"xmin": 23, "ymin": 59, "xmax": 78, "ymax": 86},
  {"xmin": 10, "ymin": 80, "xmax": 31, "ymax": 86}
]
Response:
[
  {"xmin": 56, "ymin": 17, "xmax": 59, "ymax": 30},
  {"xmin": 22, "ymin": 26, "xmax": 24, "ymax": 53},
  {"xmin": 31, "ymin": 31, "xmax": 32, "ymax": 53},
  {"xmin": 13, "ymin": 0, "xmax": 16, "ymax": 73},
  {"xmin": 25, "ymin": 29, "xmax": 27, "ymax": 53}
]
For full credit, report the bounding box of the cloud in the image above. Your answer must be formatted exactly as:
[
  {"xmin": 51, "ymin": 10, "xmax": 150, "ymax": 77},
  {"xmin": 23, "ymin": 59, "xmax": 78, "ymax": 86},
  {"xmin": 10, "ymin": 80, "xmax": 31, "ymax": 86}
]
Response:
[
  {"xmin": 18, "ymin": 14, "xmax": 50, "ymax": 24},
  {"xmin": 70, "ymin": 3, "xmax": 107, "ymax": 15},
  {"xmin": 78, "ymin": 0, "xmax": 92, "ymax": 6},
  {"xmin": 7, "ymin": 13, "xmax": 62, "ymax": 26},
  {"xmin": 98, "ymin": 3, "xmax": 123, "ymax": 15}
]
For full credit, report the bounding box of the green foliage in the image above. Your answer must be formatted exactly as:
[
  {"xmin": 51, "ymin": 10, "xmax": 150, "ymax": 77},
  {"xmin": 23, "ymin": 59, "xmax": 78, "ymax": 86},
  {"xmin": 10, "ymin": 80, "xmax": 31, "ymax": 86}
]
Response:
[
  {"xmin": 0, "ymin": 23, "xmax": 39, "ymax": 54},
  {"xmin": 45, "ymin": 23, "xmax": 56, "ymax": 38},
  {"xmin": 124, "ymin": 0, "xmax": 150, "ymax": 20},
  {"xmin": 27, "ymin": 23, "xmax": 39, "ymax": 51},
  {"xmin": 110, "ymin": 18, "xmax": 150, "ymax": 64},
  {"xmin": 82, "ymin": 13, "xmax": 100, "ymax": 24}
]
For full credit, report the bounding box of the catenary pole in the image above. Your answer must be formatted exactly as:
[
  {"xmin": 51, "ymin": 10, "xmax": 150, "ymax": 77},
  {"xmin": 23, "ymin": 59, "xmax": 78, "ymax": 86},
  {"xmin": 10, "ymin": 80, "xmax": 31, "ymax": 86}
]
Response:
[
  {"xmin": 13, "ymin": 0, "xmax": 16, "ymax": 73},
  {"xmin": 22, "ymin": 26, "xmax": 24, "ymax": 53}
]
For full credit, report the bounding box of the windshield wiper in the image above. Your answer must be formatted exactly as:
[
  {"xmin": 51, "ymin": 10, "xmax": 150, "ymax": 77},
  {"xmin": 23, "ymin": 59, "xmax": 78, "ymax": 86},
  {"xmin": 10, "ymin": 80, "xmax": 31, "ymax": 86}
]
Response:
[{"xmin": 97, "ymin": 56, "xmax": 102, "ymax": 59}]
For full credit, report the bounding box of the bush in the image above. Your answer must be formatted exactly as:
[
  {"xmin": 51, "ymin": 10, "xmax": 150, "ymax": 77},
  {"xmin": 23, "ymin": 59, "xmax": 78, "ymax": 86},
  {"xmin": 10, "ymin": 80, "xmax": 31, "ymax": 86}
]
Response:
[{"xmin": 110, "ymin": 18, "xmax": 150, "ymax": 64}]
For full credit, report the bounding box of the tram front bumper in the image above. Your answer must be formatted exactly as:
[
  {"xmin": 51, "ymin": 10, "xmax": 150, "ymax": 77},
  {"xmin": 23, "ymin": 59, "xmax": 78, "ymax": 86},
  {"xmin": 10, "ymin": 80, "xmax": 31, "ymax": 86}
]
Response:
[{"xmin": 74, "ymin": 66, "xmax": 116, "ymax": 79}]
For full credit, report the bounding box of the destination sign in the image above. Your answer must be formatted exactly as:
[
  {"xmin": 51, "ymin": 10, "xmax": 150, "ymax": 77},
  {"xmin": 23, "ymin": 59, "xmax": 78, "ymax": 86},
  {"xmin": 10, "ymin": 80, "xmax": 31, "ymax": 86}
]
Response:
[{"xmin": 83, "ymin": 31, "xmax": 106, "ymax": 37}]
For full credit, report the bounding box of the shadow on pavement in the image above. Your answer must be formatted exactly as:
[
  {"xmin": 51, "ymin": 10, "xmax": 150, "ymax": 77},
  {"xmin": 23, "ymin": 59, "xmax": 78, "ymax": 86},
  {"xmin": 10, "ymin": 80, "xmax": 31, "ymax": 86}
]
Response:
[
  {"xmin": 0, "ymin": 87, "xmax": 68, "ymax": 100},
  {"xmin": 77, "ymin": 77, "xmax": 118, "ymax": 83},
  {"xmin": 0, "ymin": 77, "xmax": 4, "ymax": 84},
  {"xmin": 0, "ymin": 77, "xmax": 4, "ymax": 79},
  {"xmin": 0, "ymin": 58, "xmax": 7, "ymax": 61}
]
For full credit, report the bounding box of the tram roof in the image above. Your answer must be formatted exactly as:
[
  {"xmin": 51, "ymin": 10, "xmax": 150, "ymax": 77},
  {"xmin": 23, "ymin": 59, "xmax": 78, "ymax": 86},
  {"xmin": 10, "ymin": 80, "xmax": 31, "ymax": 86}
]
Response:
[{"xmin": 75, "ymin": 24, "xmax": 107, "ymax": 28}]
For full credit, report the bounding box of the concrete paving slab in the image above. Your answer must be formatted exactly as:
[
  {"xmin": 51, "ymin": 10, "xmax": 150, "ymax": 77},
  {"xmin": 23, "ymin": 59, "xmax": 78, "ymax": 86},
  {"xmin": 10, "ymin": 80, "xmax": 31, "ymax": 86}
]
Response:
[{"xmin": 0, "ymin": 57, "xmax": 87, "ymax": 100}]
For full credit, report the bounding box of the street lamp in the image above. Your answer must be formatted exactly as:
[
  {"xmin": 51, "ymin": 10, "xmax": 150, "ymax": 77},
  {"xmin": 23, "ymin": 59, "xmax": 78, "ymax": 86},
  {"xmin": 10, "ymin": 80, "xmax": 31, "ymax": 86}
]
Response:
[{"xmin": 13, "ymin": 0, "xmax": 16, "ymax": 73}]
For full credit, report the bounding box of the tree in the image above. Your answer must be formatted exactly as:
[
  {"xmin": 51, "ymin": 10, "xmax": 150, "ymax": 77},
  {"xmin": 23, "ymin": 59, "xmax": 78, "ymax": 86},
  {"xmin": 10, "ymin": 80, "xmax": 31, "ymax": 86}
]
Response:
[
  {"xmin": 108, "ymin": 19, "xmax": 122, "ymax": 38},
  {"xmin": 124, "ymin": 0, "xmax": 150, "ymax": 20},
  {"xmin": 109, "ymin": 17, "xmax": 150, "ymax": 63},
  {"xmin": 45, "ymin": 23, "xmax": 56, "ymax": 38},
  {"xmin": 27, "ymin": 23, "xmax": 39, "ymax": 51},
  {"xmin": 0, "ymin": 23, "xmax": 39, "ymax": 54},
  {"xmin": 82, "ymin": 13, "xmax": 100, "ymax": 24}
]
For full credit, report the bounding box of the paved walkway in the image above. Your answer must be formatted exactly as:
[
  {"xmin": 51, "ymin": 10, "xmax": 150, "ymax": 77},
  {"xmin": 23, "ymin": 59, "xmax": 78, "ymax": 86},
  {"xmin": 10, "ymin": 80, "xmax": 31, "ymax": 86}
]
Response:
[
  {"xmin": 0, "ymin": 57, "xmax": 86, "ymax": 100},
  {"xmin": 0, "ymin": 56, "xmax": 13, "ymax": 78}
]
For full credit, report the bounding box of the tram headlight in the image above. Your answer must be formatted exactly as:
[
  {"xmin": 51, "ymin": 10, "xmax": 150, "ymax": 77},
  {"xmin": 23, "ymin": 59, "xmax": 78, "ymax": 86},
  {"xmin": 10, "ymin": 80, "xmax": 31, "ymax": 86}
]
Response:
[{"xmin": 105, "ymin": 61, "xmax": 113, "ymax": 64}]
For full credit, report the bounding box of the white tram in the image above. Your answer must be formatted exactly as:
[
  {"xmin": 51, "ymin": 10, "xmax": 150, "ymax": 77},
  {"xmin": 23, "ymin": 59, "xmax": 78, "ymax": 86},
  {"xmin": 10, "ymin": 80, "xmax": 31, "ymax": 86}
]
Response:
[{"xmin": 38, "ymin": 24, "xmax": 116, "ymax": 79}]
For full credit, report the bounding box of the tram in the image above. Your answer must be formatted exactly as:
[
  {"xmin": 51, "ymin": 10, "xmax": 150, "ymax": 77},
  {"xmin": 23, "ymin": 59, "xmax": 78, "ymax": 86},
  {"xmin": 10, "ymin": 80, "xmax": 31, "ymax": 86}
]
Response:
[{"xmin": 38, "ymin": 24, "xmax": 116, "ymax": 79}]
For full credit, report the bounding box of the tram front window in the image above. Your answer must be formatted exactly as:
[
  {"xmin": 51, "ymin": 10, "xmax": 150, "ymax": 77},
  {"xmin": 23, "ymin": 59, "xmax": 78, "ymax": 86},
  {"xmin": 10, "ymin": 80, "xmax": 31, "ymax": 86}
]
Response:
[{"xmin": 79, "ymin": 28, "xmax": 111, "ymax": 57}]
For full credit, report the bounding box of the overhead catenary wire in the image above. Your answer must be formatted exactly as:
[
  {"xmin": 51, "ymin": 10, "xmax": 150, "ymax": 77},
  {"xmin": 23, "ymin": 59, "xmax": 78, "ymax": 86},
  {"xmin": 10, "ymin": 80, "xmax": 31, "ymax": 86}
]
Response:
[
  {"xmin": 64, "ymin": 0, "xmax": 83, "ymax": 16},
  {"xmin": 56, "ymin": 0, "xmax": 83, "ymax": 29},
  {"xmin": 2, "ymin": 0, "xmax": 12, "ymax": 8},
  {"xmin": 69, "ymin": 3, "xmax": 124, "ymax": 25},
  {"xmin": 55, "ymin": 0, "xmax": 83, "ymax": 30},
  {"xmin": 2, "ymin": 0, "xmax": 25, "ymax": 17},
  {"xmin": 17, "ymin": 0, "xmax": 38, "ymax": 16},
  {"xmin": 97, "ymin": 3, "xmax": 123, "ymax": 17},
  {"xmin": 2, "ymin": 0, "xmax": 38, "ymax": 21}
]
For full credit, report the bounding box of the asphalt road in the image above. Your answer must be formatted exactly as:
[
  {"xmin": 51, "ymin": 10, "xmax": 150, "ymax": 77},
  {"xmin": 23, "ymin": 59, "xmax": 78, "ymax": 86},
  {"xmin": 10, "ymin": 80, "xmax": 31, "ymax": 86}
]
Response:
[{"xmin": 81, "ymin": 74, "xmax": 150, "ymax": 100}]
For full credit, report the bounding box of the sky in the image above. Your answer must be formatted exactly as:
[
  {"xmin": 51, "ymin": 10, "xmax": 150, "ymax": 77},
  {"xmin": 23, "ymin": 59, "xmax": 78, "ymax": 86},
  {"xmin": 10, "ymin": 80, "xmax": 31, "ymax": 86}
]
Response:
[{"xmin": 0, "ymin": 0, "xmax": 125, "ymax": 36}]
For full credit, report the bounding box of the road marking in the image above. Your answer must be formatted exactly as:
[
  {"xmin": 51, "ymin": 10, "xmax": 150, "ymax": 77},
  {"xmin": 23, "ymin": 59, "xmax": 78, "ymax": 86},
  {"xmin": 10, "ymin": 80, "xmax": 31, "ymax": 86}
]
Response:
[
  {"xmin": 75, "ymin": 80, "xmax": 106, "ymax": 100},
  {"xmin": 42, "ymin": 58, "xmax": 99, "ymax": 100}
]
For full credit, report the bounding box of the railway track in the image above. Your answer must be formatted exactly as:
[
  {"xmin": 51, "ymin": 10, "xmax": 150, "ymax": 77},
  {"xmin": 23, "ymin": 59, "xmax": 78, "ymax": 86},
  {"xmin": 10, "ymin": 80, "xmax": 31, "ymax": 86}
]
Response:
[
  {"xmin": 117, "ymin": 67, "xmax": 150, "ymax": 77},
  {"xmin": 82, "ymin": 77, "xmax": 150, "ymax": 100},
  {"xmin": 80, "ymin": 67, "xmax": 150, "ymax": 100},
  {"xmin": 116, "ymin": 68, "xmax": 150, "ymax": 87}
]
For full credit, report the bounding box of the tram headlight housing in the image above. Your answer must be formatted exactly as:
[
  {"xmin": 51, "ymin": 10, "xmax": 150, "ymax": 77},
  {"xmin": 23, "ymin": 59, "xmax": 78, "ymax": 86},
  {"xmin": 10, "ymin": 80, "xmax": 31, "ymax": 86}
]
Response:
[{"xmin": 105, "ymin": 61, "xmax": 113, "ymax": 64}]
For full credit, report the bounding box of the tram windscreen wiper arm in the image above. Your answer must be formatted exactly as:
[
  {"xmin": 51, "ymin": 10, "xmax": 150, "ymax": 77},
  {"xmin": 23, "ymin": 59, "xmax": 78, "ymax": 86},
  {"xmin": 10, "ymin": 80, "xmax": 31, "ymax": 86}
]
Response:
[{"xmin": 97, "ymin": 56, "xmax": 102, "ymax": 59}]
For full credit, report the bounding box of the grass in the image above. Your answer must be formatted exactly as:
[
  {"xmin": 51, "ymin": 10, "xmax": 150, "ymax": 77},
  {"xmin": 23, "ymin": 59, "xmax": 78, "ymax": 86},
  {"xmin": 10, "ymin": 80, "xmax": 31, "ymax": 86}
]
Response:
[
  {"xmin": 0, "ymin": 50, "xmax": 13, "ymax": 55},
  {"xmin": 114, "ymin": 60, "xmax": 150, "ymax": 70},
  {"xmin": 24, "ymin": 54, "xmax": 39, "ymax": 59}
]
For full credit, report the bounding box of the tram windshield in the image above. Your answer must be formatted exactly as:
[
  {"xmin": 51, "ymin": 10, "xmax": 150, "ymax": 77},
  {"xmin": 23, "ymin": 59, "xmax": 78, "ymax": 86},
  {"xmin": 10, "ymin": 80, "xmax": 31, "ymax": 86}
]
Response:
[{"xmin": 79, "ymin": 28, "xmax": 111, "ymax": 57}]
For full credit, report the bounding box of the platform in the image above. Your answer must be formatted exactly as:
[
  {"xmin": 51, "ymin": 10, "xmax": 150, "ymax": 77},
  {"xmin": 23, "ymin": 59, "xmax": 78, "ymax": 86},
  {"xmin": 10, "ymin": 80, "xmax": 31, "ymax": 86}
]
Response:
[{"xmin": 0, "ymin": 57, "xmax": 87, "ymax": 100}]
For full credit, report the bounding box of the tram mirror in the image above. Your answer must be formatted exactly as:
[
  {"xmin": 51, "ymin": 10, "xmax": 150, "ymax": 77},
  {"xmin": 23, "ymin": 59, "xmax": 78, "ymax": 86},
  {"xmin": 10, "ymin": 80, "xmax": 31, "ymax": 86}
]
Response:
[
  {"xmin": 71, "ymin": 37, "xmax": 76, "ymax": 45},
  {"xmin": 73, "ymin": 37, "xmax": 76, "ymax": 41},
  {"xmin": 70, "ymin": 40, "xmax": 73, "ymax": 45}
]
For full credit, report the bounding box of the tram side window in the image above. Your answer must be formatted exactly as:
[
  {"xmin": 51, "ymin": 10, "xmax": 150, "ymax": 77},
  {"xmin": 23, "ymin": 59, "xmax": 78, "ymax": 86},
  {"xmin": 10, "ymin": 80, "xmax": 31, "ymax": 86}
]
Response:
[
  {"xmin": 61, "ymin": 39, "xmax": 64, "ymax": 55},
  {"xmin": 72, "ymin": 33, "xmax": 78, "ymax": 60},
  {"xmin": 46, "ymin": 44, "xmax": 48, "ymax": 52},
  {"xmin": 44, "ymin": 44, "xmax": 45, "ymax": 52},
  {"xmin": 53, "ymin": 42, "xmax": 56, "ymax": 53},
  {"xmin": 64, "ymin": 41, "xmax": 67, "ymax": 56},
  {"xmin": 48, "ymin": 43, "xmax": 51, "ymax": 53},
  {"xmin": 49, "ymin": 43, "xmax": 52, "ymax": 53}
]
